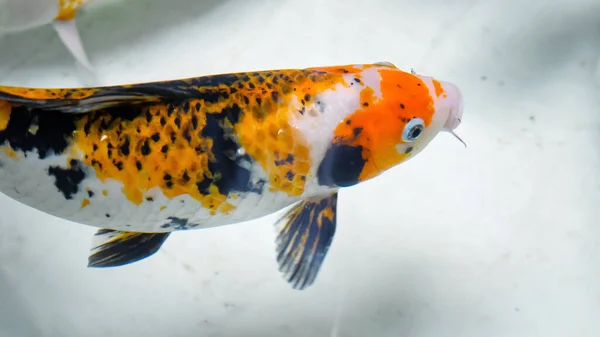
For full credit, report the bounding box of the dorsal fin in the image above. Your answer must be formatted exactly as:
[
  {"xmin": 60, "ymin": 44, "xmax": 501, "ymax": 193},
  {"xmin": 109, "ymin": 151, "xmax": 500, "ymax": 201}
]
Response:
[{"xmin": 0, "ymin": 72, "xmax": 242, "ymax": 113}]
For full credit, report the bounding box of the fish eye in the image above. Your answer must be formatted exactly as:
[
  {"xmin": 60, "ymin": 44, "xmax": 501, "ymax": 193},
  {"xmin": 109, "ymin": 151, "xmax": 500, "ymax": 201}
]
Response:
[{"xmin": 402, "ymin": 118, "xmax": 425, "ymax": 142}]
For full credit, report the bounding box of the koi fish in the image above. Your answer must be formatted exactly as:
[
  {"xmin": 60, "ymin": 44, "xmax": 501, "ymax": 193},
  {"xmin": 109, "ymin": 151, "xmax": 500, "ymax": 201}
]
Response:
[
  {"xmin": 0, "ymin": 62, "xmax": 464, "ymax": 290},
  {"xmin": 0, "ymin": 0, "xmax": 95, "ymax": 70}
]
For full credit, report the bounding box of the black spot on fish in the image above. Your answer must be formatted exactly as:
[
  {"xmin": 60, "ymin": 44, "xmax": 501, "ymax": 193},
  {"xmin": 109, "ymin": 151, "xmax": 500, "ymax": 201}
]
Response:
[
  {"xmin": 225, "ymin": 104, "xmax": 241, "ymax": 124},
  {"xmin": 163, "ymin": 217, "xmax": 199, "ymax": 230},
  {"xmin": 275, "ymin": 154, "xmax": 294, "ymax": 166},
  {"xmin": 141, "ymin": 139, "xmax": 151, "ymax": 156},
  {"xmin": 105, "ymin": 213, "xmax": 110, "ymax": 218},
  {"xmin": 48, "ymin": 159, "xmax": 86, "ymax": 199},
  {"xmin": 136, "ymin": 161, "xmax": 142, "ymax": 170},
  {"xmin": 195, "ymin": 111, "xmax": 254, "ymax": 196},
  {"xmin": 167, "ymin": 105, "xmax": 175, "ymax": 116},
  {"xmin": 183, "ymin": 128, "xmax": 192, "ymax": 143},
  {"xmin": 87, "ymin": 190, "xmax": 95, "ymax": 198},
  {"xmin": 317, "ymin": 144, "xmax": 366, "ymax": 188},
  {"xmin": 161, "ymin": 144, "xmax": 169, "ymax": 153},
  {"xmin": 405, "ymin": 147, "xmax": 413, "ymax": 154},
  {"xmin": 151, "ymin": 133, "xmax": 160, "ymax": 142},
  {"xmin": 109, "ymin": 103, "xmax": 143, "ymax": 121},
  {"xmin": 119, "ymin": 136, "xmax": 130, "ymax": 156},
  {"xmin": 196, "ymin": 179, "xmax": 210, "ymax": 195},
  {"xmin": 146, "ymin": 196, "xmax": 154, "ymax": 202},
  {"xmin": 400, "ymin": 104, "xmax": 405, "ymax": 109},
  {"xmin": 91, "ymin": 159, "xmax": 102, "ymax": 169},
  {"xmin": 363, "ymin": 102, "xmax": 369, "ymax": 107},
  {"xmin": 0, "ymin": 105, "xmax": 79, "ymax": 158}
]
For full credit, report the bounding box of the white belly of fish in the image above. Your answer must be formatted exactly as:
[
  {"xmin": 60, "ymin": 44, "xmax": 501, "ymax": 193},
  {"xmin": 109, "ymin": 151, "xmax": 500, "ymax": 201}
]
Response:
[{"xmin": 0, "ymin": 148, "xmax": 306, "ymax": 233}]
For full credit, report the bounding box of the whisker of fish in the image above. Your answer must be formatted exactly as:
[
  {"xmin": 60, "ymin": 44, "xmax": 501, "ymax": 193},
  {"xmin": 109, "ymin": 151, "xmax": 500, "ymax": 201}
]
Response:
[{"xmin": 450, "ymin": 130, "xmax": 467, "ymax": 148}]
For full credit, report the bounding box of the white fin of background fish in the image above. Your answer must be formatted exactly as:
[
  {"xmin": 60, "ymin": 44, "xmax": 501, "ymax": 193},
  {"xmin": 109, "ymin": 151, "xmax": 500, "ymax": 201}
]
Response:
[
  {"xmin": 52, "ymin": 18, "xmax": 93, "ymax": 70},
  {"xmin": 0, "ymin": 0, "xmax": 95, "ymax": 71}
]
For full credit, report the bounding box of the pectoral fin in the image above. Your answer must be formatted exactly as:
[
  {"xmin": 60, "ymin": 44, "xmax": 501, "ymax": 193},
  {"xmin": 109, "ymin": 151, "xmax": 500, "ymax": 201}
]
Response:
[
  {"xmin": 275, "ymin": 192, "xmax": 338, "ymax": 290},
  {"xmin": 88, "ymin": 229, "xmax": 170, "ymax": 268},
  {"xmin": 52, "ymin": 19, "xmax": 93, "ymax": 71}
]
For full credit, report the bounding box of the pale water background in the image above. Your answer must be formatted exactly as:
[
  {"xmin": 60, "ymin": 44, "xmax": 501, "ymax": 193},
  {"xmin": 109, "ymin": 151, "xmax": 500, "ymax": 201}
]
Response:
[{"xmin": 0, "ymin": 0, "xmax": 599, "ymax": 336}]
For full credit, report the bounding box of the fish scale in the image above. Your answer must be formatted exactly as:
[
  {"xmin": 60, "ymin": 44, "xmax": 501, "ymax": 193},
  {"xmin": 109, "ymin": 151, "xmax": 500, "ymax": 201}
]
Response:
[{"xmin": 0, "ymin": 62, "xmax": 465, "ymax": 290}]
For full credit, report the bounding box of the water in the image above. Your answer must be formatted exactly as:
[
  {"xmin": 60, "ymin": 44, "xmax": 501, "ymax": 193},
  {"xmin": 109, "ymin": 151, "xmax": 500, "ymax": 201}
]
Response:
[{"xmin": 0, "ymin": 0, "xmax": 598, "ymax": 336}]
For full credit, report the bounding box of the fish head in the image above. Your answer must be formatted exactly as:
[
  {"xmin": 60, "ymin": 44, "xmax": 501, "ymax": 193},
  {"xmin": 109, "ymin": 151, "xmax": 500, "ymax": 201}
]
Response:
[
  {"xmin": 395, "ymin": 75, "xmax": 465, "ymax": 156},
  {"xmin": 369, "ymin": 69, "xmax": 464, "ymax": 177},
  {"xmin": 323, "ymin": 65, "xmax": 464, "ymax": 186}
]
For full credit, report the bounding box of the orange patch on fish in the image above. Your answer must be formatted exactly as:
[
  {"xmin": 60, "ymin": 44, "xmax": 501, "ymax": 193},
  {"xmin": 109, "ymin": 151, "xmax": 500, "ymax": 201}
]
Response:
[
  {"xmin": 71, "ymin": 100, "xmax": 237, "ymax": 215},
  {"xmin": 2, "ymin": 146, "xmax": 16, "ymax": 158},
  {"xmin": 432, "ymin": 79, "xmax": 446, "ymax": 98},
  {"xmin": 56, "ymin": 0, "xmax": 87, "ymax": 21},
  {"xmin": 333, "ymin": 68, "xmax": 435, "ymax": 182},
  {"xmin": 81, "ymin": 198, "xmax": 90, "ymax": 208},
  {"xmin": 307, "ymin": 65, "xmax": 363, "ymax": 75},
  {"xmin": 233, "ymin": 69, "xmax": 348, "ymax": 196},
  {"xmin": 321, "ymin": 207, "xmax": 334, "ymax": 222},
  {"xmin": 0, "ymin": 100, "xmax": 11, "ymax": 131},
  {"xmin": 235, "ymin": 108, "xmax": 311, "ymax": 197}
]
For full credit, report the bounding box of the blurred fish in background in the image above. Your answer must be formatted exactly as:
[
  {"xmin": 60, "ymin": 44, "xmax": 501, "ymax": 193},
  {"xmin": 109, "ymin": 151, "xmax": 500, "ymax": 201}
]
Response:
[{"xmin": 0, "ymin": 0, "xmax": 98, "ymax": 71}]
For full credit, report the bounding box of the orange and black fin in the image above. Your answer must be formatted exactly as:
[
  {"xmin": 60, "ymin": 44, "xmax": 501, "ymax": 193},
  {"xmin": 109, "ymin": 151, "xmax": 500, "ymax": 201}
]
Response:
[
  {"xmin": 88, "ymin": 229, "xmax": 170, "ymax": 268},
  {"xmin": 0, "ymin": 72, "xmax": 242, "ymax": 114},
  {"xmin": 275, "ymin": 192, "xmax": 338, "ymax": 290},
  {"xmin": 0, "ymin": 86, "xmax": 165, "ymax": 113}
]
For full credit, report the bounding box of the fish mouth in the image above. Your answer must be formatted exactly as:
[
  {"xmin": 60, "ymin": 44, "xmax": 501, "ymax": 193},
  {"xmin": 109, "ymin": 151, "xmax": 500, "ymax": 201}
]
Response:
[
  {"xmin": 441, "ymin": 82, "xmax": 464, "ymax": 131},
  {"xmin": 438, "ymin": 81, "xmax": 465, "ymax": 147}
]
